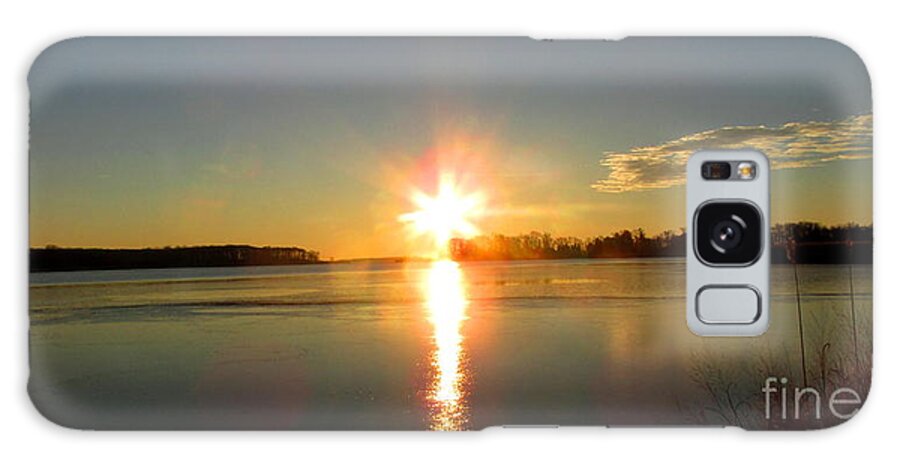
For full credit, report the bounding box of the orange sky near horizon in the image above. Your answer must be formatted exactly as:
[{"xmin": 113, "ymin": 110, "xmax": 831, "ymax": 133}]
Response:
[{"xmin": 29, "ymin": 138, "xmax": 872, "ymax": 260}]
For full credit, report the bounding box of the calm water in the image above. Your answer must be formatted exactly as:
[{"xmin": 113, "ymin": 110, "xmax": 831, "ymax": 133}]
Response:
[{"xmin": 29, "ymin": 259, "xmax": 872, "ymax": 429}]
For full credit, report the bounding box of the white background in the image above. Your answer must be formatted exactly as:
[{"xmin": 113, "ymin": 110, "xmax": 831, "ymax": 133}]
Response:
[{"xmin": 2, "ymin": 0, "xmax": 894, "ymax": 461}]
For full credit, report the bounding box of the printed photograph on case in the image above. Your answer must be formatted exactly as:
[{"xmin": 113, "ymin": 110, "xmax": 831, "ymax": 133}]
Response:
[{"xmin": 28, "ymin": 38, "xmax": 871, "ymax": 430}]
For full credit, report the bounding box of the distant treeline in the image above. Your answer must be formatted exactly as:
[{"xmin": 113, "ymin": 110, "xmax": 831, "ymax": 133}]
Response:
[
  {"xmin": 771, "ymin": 222, "xmax": 872, "ymax": 264},
  {"xmin": 31, "ymin": 245, "xmax": 320, "ymax": 272},
  {"xmin": 450, "ymin": 229, "xmax": 685, "ymax": 261},
  {"xmin": 29, "ymin": 222, "xmax": 872, "ymax": 272},
  {"xmin": 450, "ymin": 223, "xmax": 872, "ymax": 264}
]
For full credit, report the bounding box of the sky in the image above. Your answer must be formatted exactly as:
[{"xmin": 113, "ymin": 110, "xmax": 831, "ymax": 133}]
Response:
[{"xmin": 29, "ymin": 38, "xmax": 872, "ymax": 259}]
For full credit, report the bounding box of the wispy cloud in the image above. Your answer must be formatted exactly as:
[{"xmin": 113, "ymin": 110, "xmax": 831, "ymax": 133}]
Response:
[{"xmin": 592, "ymin": 114, "xmax": 872, "ymax": 193}]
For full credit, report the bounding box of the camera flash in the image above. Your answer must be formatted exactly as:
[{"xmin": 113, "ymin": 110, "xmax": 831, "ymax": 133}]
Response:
[{"xmin": 737, "ymin": 162, "xmax": 756, "ymax": 180}]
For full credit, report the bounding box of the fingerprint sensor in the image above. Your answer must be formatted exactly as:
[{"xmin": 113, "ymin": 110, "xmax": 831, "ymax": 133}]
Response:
[{"xmin": 696, "ymin": 286, "xmax": 761, "ymax": 324}]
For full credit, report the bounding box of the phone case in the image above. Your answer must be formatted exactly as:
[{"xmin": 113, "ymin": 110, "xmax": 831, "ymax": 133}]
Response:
[{"xmin": 28, "ymin": 37, "xmax": 872, "ymax": 430}]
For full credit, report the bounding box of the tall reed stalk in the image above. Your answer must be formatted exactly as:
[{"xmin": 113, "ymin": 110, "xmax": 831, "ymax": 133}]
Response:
[
  {"xmin": 848, "ymin": 240, "xmax": 860, "ymax": 366},
  {"xmin": 789, "ymin": 239, "xmax": 809, "ymax": 387}
]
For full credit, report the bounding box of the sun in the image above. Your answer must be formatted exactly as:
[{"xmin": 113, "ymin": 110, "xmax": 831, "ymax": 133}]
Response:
[{"xmin": 398, "ymin": 174, "xmax": 485, "ymax": 257}]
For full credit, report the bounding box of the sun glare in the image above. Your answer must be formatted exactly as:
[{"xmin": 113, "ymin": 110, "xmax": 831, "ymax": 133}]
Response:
[{"xmin": 398, "ymin": 174, "xmax": 485, "ymax": 257}]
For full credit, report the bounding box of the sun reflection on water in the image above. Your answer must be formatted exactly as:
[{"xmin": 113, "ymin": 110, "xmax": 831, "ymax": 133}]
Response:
[{"xmin": 424, "ymin": 259, "xmax": 471, "ymax": 430}]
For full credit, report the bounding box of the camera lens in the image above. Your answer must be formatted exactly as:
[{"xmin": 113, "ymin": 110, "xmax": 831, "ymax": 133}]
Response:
[
  {"xmin": 711, "ymin": 219, "xmax": 743, "ymax": 251},
  {"xmin": 694, "ymin": 202, "xmax": 762, "ymax": 265}
]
